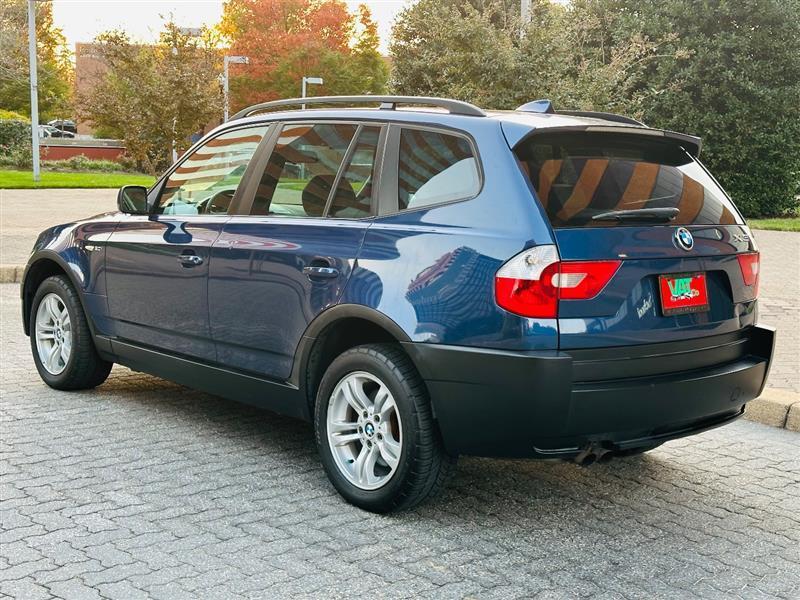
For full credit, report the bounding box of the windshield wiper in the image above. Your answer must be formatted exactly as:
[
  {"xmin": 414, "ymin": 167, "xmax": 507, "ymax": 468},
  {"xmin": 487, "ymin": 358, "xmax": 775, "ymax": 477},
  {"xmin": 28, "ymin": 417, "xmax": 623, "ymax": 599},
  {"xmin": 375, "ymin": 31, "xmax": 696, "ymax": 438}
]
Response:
[{"xmin": 591, "ymin": 207, "xmax": 680, "ymax": 222}]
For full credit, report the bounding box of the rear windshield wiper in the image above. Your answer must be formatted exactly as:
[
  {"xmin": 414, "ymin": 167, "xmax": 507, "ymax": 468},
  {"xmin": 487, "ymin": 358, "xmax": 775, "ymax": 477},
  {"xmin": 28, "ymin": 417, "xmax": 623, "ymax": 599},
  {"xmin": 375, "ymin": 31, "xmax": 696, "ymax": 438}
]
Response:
[{"xmin": 591, "ymin": 207, "xmax": 680, "ymax": 222}]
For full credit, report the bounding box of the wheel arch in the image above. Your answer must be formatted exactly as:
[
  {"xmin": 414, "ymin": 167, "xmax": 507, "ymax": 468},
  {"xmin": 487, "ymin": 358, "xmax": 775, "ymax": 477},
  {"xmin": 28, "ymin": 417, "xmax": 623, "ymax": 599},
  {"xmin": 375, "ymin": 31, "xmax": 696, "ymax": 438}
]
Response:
[
  {"xmin": 291, "ymin": 304, "xmax": 414, "ymax": 421},
  {"xmin": 22, "ymin": 253, "xmax": 92, "ymax": 337}
]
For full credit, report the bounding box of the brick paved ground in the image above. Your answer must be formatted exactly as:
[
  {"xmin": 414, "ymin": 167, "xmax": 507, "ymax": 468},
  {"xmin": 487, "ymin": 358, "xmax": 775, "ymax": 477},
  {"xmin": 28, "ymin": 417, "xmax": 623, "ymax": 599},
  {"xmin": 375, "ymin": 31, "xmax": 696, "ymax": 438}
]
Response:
[{"xmin": 2, "ymin": 282, "xmax": 800, "ymax": 598}]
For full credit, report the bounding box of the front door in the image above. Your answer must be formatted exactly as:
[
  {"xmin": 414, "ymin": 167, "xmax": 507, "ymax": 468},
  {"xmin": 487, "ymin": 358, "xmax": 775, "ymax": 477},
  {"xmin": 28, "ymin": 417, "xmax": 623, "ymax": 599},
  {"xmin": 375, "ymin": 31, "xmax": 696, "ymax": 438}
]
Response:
[
  {"xmin": 105, "ymin": 124, "xmax": 270, "ymax": 361},
  {"xmin": 209, "ymin": 121, "xmax": 385, "ymax": 379}
]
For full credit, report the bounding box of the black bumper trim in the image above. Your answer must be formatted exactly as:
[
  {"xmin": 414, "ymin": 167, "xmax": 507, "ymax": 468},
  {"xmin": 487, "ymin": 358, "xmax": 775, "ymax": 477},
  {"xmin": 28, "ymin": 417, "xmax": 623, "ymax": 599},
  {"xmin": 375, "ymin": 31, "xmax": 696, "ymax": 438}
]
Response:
[{"xmin": 402, "ymin": 325, "xmax": 775, "ymax": 458}]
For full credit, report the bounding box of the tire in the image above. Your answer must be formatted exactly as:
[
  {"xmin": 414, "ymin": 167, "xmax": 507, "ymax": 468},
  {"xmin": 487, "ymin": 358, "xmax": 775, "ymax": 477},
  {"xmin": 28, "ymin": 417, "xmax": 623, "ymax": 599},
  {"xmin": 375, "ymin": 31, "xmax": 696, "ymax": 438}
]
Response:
[
  {"xmin": 29, "ymin": 275, "xmax": 112, "ymax": 390},
  {"xmin": 314, "ymin": 343, "xmax": 456, "ymax": 513}
]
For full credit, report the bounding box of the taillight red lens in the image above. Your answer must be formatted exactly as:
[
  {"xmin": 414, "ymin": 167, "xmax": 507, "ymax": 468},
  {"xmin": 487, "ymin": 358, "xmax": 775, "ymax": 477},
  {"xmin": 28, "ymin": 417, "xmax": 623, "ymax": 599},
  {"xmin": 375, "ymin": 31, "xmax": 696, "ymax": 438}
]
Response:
[
  {"xmin": 495, "ymin": 246, "xmax": 621, "ymax": 318},
  {"xmin": 737, "ymin": 252, "xmax": 760, "ymax": 297}
]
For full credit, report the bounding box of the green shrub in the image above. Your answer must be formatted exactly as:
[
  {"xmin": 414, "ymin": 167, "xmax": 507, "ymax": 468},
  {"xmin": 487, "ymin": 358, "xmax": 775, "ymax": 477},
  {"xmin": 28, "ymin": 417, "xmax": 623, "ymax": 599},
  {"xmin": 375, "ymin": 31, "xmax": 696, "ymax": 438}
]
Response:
[
  {"xmin": 0, "ymin": 144, "xmax": 33, "ymax": 169},
  {"xmin": 41, "ymin": 154, "xmax": 130, "ymax": 173},
  {"xmin": 0, "ymin": 110, "xmax": 29, "ymax": 121},
  {"xmin": 0, "ymin": 119, "xmax": 30, "ymax": 151}
]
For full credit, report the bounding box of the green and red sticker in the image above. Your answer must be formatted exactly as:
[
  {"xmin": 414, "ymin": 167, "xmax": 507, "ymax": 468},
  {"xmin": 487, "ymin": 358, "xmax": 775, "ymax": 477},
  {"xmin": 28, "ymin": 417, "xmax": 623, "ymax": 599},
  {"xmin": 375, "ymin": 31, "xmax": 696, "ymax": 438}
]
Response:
[{"xmin": 659, "ymin": 272, "xmax": 710, "ymax": 316}]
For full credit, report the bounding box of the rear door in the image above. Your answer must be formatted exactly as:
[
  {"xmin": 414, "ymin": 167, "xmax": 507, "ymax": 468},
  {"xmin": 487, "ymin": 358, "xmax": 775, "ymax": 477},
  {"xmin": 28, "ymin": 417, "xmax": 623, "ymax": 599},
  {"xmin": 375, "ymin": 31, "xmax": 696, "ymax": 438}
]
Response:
[
  {"xmin": 208, "ymin": 121, "xmax": 385, "ymax": 379},
  {"xmin": 515, "ymin": 130, "xmax": 759, "ymax": 349}
]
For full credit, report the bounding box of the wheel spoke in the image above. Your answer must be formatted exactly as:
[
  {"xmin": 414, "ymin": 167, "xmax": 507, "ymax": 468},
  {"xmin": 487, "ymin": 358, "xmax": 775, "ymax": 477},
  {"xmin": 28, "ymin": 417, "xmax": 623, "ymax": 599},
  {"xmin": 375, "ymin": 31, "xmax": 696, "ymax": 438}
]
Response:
[
  {"xmin": 46, "ymin": 342, "xmax": 61, "ymax": 372},
  {"xmin": 344, "ymin": 377, "xmax": 371, "ymax": 413},
  {"xmin": 354, "ymin": 444, "xmax": 379, "ymax": 485},
  {"xmin": 45, "ymin": 296, "xmax": 60, "ymax": 322},
  {"xmin": 331, "ymin": 432, "xmax": 361, "ymax": 447},
  {"xmin": 378, "ymin": 395, "xmax": 397, "ymax": 422},
  {"xmin": 373, "ymin": 385, "xmax": 390, "ymax": 414},
  {"xmin": 37, "ymin": 331, "xmax": 56, "ymax": 341},
  {"xmin": 378, "ymin": 436, "xmax": 401, "ymax": 469},
  {"xmin": 329, "ymin": 419, "xmax": 358, "ymax": 433}
]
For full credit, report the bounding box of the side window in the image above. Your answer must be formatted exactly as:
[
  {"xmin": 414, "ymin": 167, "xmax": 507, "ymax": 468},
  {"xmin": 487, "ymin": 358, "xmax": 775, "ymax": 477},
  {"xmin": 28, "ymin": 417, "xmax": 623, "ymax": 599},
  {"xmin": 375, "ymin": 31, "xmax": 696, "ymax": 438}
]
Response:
[
  {"xmin": 156, "ymin": 126, "xmax": 268, "ymax": 215},
  {"xmin": 397, "ymin": 128, "xmax": 480, "ymax": 211},
  {"xmin": 251, "ymin": 123, "xmax": 357, "ymax": 217},
  {"xmin": 329, "ymin": 126, "xmax": 381, "ymax": 218}
]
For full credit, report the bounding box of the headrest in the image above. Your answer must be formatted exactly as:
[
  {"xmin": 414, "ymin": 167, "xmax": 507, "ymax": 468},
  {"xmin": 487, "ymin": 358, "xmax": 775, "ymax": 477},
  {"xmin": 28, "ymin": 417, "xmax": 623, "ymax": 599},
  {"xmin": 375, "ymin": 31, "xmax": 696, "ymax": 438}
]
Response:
[{"xmin": 302, "ymin": 174, "xmax": 355, "ymax": 217}]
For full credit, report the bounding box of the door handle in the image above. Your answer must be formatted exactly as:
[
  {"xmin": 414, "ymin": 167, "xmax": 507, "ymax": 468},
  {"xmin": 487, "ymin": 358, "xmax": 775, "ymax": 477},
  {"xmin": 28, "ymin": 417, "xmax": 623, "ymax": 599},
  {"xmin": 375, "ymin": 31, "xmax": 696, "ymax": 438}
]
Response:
[
  {"xmin": 177, "ymin": 254, "xmax": 204, "ymax": 267},
  {"xmin": 303, "ymin": 265, "xmax": 339, "ymax": 279}
]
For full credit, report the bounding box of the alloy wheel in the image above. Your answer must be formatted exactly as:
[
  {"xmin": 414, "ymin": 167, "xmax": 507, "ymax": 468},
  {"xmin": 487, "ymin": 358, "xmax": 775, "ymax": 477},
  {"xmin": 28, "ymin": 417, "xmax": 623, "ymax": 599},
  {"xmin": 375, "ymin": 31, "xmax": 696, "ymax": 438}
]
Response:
[
  {"xmin": 35, "ymin": 293, "xmax": 72, "ymax": 375},
  {"xmin": 326, "ymin": 371, "xmax": 403, "ymax": 490}
]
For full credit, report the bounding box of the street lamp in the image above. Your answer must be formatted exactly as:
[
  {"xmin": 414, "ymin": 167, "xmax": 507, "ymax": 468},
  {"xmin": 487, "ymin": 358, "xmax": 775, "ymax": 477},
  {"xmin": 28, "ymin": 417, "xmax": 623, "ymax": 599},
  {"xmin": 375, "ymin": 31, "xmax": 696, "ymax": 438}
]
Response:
[
  {"xmin": 301, "ymin": 76, "xmax": 324, "ymax": 109},
  {"xmin": 223, "ymin": 55, "xmax": 249, "ymax": 122},
  {"xmin": 27, "ymin": 0, "xmax": 40, "ymax": 182}
]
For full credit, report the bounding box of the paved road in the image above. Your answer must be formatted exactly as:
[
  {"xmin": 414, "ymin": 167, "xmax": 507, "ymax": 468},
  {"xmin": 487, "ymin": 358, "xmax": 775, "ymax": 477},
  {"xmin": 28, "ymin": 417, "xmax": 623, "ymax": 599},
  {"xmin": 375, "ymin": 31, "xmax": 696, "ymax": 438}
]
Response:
[{"xmin": 1, "ymin": 284, "xmax": 799, "ymax": 598}]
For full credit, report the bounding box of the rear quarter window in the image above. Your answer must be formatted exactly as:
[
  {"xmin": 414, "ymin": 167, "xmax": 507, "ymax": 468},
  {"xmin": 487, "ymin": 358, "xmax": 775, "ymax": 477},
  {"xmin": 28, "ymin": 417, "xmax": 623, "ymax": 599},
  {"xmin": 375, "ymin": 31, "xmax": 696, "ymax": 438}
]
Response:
[
  {"xmin": 397, "ymin": 128, "xmax": 481, "ymax": 211},
  {"xmin": 516, "ymin": 133, "xmax": 743, "ymax": 227}
]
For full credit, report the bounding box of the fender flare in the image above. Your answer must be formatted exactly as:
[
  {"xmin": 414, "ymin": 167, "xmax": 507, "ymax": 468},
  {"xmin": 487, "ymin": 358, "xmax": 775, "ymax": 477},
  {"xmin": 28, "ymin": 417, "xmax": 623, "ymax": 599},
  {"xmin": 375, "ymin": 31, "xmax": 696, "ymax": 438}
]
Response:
[
  {"xmin": 21, "ymin": 250, "xmax": 95, "ymax": 337},
  {"xmin": 288, "ymin": 304, "xmax": 413, "ymax": 417}
]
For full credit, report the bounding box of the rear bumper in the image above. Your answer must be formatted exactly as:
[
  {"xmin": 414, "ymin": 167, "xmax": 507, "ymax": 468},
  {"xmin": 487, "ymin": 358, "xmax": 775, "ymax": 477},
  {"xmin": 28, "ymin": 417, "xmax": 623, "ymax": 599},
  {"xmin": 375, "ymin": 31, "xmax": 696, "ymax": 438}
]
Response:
[{"xmin": 402, "ymin": 325, "xmax": 775, "ymax": 458}]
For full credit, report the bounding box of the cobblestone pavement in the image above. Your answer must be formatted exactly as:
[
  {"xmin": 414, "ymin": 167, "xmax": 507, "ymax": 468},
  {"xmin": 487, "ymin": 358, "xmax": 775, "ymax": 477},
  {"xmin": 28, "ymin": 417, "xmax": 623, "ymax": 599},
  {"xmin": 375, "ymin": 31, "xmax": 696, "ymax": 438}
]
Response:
[{"xmin": 2, "ymin": 281, "xmax": 800, "ymax": 598}]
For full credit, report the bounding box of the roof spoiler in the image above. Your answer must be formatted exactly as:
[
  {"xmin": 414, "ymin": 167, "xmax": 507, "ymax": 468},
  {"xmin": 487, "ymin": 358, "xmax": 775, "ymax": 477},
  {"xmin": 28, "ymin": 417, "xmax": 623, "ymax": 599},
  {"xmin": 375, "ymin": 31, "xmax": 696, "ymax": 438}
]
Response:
[
  {"xmin": 516, "ymin": 99, "xmax": 646, "ymax": 126},
  {"xmin": 513, "ymin": 124, "xmax": 703, "ymax": 158},
  {"xmin": 230, "ymin": 95, "xmax": 487, "ymax": 120}
]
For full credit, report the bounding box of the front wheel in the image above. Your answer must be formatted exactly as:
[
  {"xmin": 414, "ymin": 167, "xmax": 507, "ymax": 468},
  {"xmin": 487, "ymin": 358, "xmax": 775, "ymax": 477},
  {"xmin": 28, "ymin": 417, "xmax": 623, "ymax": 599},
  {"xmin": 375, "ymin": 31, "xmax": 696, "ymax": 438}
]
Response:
[
  {"xmin": 314, "ymin": 343, "xmax": 456, "ymax": 513},
  {"xmin": 30, "ymin": 275, "xmax": 112, "ymax": 390}
]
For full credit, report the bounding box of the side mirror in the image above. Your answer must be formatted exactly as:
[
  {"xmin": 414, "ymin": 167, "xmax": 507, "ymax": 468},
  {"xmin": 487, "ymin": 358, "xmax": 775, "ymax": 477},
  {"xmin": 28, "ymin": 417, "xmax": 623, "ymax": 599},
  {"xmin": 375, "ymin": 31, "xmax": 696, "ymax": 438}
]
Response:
[{"xmin": 117, "ymin": 185, "xmax": 149, "ymax": 214}]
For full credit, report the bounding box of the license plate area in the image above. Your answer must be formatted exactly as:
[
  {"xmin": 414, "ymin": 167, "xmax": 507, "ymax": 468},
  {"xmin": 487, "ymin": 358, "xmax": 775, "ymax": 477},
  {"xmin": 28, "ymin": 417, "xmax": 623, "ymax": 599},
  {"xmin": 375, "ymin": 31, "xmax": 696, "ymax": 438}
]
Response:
[{"xmin": 659, "ymin": 272, "xmax": 710, "ymax": 316}]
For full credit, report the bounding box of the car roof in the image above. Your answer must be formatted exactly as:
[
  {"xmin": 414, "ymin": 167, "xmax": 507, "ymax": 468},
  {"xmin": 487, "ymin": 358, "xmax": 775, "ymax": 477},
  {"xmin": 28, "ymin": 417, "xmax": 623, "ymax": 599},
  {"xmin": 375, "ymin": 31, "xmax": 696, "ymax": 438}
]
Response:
[{"xmin": 212, "ymin": 97, "xmax": 701, "ymax": 157}]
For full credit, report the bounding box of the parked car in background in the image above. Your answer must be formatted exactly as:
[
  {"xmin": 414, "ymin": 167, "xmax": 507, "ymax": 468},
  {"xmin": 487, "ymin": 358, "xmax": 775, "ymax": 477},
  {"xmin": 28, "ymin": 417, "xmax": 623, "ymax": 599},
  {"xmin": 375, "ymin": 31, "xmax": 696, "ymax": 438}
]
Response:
[
  {"xmin": 21, "ymin": 96, "xmax": 774, "ymax": 512},
  {"xmin": 38, "ymin": 124, "xmax": 75, "ymax": 139},
  {"xmin": 47, "ymin": 119, "xmax": 77, "ymax": 135}
]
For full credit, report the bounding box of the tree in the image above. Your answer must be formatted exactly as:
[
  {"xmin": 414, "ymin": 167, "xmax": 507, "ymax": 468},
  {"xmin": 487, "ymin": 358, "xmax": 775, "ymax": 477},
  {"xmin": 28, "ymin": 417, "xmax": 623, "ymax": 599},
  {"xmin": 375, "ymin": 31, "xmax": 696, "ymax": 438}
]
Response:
[
  {"xmin": 79, "ymin": 22, "xmax": 222, "ymax": 174},
  {"xmin": 219, "ymin": 0, "xmax": 388, "ymax": 111},
  {"xmin": 390, "ymin": 0, "xmax": 800, "ymax": 216},
  {"xmin": 595, "ymin": 0, "xmax": 800, "ymax": 217},
  {"xmin": 389, "ymin": 0, "xmax": 523, "ymax": 108},
  {"xmin": 0, "ymin": 0, "xmax": 73, "ymax": 119}
]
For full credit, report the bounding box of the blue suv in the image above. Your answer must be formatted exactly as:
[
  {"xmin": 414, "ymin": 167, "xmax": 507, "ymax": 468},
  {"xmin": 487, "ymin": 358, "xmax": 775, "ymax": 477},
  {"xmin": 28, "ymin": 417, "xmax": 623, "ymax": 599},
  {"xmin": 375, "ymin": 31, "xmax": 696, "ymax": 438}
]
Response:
[{"xmin": 22, "ymin": 96, "xmax": 775, "ymax": 512}]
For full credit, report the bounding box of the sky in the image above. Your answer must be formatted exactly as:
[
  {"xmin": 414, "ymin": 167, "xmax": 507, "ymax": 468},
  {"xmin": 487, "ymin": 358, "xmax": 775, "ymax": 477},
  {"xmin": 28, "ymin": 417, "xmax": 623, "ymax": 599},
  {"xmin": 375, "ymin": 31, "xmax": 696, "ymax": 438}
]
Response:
[{"xmin": 51, "ymin": 0, "xmax": 414, "ymax": 55}]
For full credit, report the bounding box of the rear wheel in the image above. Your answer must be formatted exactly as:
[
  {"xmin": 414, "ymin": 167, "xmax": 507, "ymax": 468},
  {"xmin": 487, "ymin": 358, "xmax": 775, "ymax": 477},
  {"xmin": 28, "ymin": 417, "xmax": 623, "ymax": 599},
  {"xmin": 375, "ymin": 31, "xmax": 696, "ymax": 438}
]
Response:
[
  {"xmin": 30, "ymin": 275, "xmax": 112, "ymax": 390},
  {"xmin": 314, "ymin": 343, "xmax": 455, "ymax": 513}
]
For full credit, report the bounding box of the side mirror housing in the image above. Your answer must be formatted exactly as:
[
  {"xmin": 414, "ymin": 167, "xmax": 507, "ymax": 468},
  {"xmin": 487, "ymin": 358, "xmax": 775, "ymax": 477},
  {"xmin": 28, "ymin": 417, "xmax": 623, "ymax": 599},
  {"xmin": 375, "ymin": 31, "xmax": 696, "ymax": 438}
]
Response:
[{"xmin": 117, "ymin": 185, "xmax": 149, "ymax": 214}]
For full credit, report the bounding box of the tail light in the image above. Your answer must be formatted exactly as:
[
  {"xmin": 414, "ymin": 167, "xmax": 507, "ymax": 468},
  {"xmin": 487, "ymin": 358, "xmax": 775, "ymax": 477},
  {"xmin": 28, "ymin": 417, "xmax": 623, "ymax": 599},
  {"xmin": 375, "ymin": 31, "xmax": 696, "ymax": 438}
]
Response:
[
  {"xmin": 495, "ymin": 245, "xmax": 621, "ymax": 318},
  {"xmin": 737, "ymin": 252, "xmax": 760, "ymax": 297}
]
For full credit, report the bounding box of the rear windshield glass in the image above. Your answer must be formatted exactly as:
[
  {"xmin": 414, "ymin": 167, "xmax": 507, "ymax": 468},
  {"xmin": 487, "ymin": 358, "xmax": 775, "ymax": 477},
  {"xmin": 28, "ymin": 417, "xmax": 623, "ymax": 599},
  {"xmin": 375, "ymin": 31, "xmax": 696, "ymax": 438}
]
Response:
[{"xmin": 516, "ymin": 133, "xmax": 742, "ymax": 227}]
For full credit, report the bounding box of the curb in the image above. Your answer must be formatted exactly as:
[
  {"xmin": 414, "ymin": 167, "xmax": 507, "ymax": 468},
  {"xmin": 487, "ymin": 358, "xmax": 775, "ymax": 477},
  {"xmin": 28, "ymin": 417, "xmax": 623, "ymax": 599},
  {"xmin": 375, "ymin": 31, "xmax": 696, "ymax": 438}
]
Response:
[
  {"xmin": 1, "ymin": 261, "xmax": 798, "ymax": 431},
  {"xmin": 744, "ymin": 388, "xmax": 800, "ymax": 432},
  {"xmin": 0, "ymin": 265, "xmax": 23, "ymax": 284}
]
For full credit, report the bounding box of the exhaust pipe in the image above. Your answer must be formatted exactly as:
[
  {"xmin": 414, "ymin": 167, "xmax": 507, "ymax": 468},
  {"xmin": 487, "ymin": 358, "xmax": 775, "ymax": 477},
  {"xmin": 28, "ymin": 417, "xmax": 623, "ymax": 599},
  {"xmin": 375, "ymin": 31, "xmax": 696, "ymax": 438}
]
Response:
[{"xmin": 574, "ymin": 443, "xmax": 614, "ymax": 465}]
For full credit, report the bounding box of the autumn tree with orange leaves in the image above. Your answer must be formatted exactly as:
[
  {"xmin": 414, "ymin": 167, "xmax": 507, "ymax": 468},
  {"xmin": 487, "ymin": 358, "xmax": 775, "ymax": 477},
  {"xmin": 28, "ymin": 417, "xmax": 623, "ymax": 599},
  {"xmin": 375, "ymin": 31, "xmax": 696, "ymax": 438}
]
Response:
[{"xmin": 219, "ymin": 0, "xmax": 388, "ymax": 111}]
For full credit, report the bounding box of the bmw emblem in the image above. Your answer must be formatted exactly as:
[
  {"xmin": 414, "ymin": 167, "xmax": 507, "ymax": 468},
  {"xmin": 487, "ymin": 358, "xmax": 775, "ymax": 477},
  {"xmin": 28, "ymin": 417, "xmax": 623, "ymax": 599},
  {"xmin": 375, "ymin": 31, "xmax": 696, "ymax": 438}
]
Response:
[{"xmin": 674, "ymin": 227, "xmax": 694, "ymax": 251}]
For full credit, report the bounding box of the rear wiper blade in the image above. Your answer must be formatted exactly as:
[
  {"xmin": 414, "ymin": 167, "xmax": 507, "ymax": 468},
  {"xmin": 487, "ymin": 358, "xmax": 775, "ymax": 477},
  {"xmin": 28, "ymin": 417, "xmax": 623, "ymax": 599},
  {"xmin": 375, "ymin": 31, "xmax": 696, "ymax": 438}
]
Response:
[{"xmin": 591, "ymin": 207, "xmax": 680, "ymax": 222}]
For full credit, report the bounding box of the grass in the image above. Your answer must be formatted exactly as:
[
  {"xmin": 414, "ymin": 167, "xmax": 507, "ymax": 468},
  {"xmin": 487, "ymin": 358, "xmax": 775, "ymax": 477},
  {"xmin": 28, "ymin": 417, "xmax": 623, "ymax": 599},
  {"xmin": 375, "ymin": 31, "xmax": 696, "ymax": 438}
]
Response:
[
  {"xmin": 748, "ymin": 217, "xmax": 800, "ymax": 232},
  {"xmin": 0, "ymin": 169, "xmax": 155, "ymax": 189}
]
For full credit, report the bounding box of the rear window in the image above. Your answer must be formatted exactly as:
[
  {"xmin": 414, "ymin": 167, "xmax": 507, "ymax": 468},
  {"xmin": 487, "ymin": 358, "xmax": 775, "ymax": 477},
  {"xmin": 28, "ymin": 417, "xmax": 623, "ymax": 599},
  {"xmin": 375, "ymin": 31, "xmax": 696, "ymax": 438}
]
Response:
[{"xmin": 516, "ymin": 133, "xmax": 742, "ymax": 227}]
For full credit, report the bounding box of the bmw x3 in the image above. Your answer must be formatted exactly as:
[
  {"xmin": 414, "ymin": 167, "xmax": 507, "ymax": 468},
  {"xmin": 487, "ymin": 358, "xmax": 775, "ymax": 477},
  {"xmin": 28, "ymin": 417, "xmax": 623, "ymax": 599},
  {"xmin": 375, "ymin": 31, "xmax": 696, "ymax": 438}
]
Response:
[{"xmin": 22, "ymin": 96, "xmax": 775, "ymax": 512}]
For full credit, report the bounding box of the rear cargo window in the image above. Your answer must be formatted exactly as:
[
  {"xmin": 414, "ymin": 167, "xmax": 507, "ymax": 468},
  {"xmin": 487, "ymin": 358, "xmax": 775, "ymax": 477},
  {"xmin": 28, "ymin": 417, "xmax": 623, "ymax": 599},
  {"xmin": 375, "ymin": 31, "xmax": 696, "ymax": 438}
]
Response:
[{"xmin": 516, "ymin": 133, "xmax": 743, "ymax": 227}]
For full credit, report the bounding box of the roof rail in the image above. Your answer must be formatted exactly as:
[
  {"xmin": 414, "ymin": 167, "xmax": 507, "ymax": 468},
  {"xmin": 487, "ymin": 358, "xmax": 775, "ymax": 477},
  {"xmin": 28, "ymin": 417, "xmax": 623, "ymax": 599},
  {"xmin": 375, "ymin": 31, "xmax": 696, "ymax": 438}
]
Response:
[
  {"xmin": 230, "ymin": 95, "xmax": 487, "ymax": 120},
  {"xmin": 557, "ymin": 110, "xmax": 645, "ymax": 126}
]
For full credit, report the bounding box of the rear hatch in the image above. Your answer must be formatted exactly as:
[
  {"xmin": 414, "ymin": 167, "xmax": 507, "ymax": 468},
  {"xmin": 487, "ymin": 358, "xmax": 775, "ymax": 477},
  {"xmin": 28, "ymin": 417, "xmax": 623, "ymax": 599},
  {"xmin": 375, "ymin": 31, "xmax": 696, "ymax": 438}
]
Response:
[{"xmin": 513, "ymin": 129, "xmax": 759, "ymax": 350}]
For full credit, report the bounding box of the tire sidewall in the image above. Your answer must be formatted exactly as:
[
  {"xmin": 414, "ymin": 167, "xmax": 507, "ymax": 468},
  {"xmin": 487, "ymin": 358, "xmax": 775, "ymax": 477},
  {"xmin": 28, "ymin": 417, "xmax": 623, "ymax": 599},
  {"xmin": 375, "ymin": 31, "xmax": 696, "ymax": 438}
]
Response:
[
  {"xmin": 30, "ymin": 277, "xmax": 79, "ymax": 387},
  {"xmin": 315, "ymin": 348, "xmax": 419, "ymax": 511}
]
